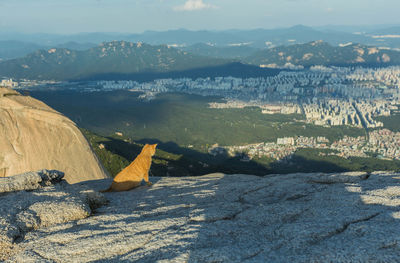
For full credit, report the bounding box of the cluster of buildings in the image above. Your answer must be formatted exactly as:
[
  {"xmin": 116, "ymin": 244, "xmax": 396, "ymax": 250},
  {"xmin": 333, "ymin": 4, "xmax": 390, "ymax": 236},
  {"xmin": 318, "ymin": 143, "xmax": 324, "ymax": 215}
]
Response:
[
  {"xmin": 303, "ymin": 100, "xmax": 360, "ymax": 126},
  {"xmin": 214, "ymin": 129, "xmax": 400, "ymax": 162},
  {"xmin": 0, "ymin": 78, "xmax": 18, "ymax": 88},
  {"xmin": 328, "ymin": 130, "xmax": 400, "ymax": 160},
  {"xmin": 208, "ymin": 100, "xmax": 302, "ymax": 114},
  {"xmin": 92, "ymin": 66, "xmax": 400, "ymax": 103},
  {"xmin": 302, "ymin": 99, "xmax": 391, "ymax": 128},
  {"xmin": 330, "ymin": 136, "xmax": 369, "ymax": 158},
  {"xmin": 97, "ymin": 80, "xmax": 141, "ymax": 91},
  {"xmin": 92, "ymin": 66, "xmax": 400, "ymax": 130},
  {"xmin": 346, "ymin": 67, "xmax": 400, "ymax": 87},
  {"xmin": 367, "ymin": 129, "xmax": 400, "ymax": 160},
  {"xmin": 223, "ymin": 136, "xmax": 330, "ymax": 161},
  {"xmin": 4, "ymin": 79, "xmax": 62, "ymax": 90},
  {"xmin": 17, "ymin": 65, "xmax": 400, "ymax": 164}
]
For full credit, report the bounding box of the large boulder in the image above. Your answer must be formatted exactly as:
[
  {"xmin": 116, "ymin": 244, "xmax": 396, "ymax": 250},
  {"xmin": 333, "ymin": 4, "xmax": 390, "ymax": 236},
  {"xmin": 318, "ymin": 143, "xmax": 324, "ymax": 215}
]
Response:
[
  {"xmin": 0, "ymin": 88, "xmax": 108, "ymax": 183},
  {"xmin": 4, "ymin": 171, "xmax": 400, "ymax": 262}
]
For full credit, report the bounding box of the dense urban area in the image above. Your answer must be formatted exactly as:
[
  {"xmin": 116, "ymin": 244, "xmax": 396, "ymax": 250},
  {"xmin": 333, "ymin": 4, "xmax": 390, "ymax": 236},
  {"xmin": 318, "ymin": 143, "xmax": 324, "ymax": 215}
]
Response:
[
  {"xmin": 2, "ymin": 65, "xmax": 400, "ymax": 163},
  {"xmin": 209, "ymin": 128, "xmax": 400, "ymax": 162}
]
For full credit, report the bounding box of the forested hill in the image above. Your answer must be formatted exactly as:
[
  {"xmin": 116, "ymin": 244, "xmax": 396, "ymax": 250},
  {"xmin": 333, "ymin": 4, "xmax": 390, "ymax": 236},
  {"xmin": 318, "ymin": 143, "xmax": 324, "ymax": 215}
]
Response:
[
  {"xmin": 244, "ymin": 41, "xmax": 400, "ymax": 68},
  {"xmin": 0, "ymin": 41, "xmax": 232, "ymax": 80},
  {"xmin": 2, "ymin": 40, "xmax": 400, "ymax": 81}
]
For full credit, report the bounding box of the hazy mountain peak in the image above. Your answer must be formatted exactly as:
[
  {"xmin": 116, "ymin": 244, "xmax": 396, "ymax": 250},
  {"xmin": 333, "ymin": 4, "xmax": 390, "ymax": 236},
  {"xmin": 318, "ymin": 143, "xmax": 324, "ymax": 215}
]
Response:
[
  {"xmin": 289, "ymin": 24, "xmax": 316, "ymax": 31},
  {"xmin": 246, "ymin": 41, "xmax": 400, "ymax": 67},
  {"xmin": 0, "ymin": 41, "xmax": 230, "ymax": 80},
  {"xmin": 309, "ymin": 40, "xmax": 326, "ymax": 46}
]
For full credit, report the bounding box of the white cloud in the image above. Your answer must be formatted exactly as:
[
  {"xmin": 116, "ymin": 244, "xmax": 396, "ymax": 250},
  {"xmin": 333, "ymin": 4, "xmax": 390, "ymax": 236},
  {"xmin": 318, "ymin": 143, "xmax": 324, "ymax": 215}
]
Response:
[
  {"xmin": 326, "ymin": 7, "xmax": 334, "ymax": 13},
  {"xmin": 174, "ymin": 0, "xmax": 217, "ymax": 11}
]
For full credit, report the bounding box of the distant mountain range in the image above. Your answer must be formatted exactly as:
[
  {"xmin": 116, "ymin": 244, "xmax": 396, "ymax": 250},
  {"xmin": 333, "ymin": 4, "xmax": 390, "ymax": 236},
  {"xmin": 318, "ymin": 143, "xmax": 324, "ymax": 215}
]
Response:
[
  {"xmin": 245, "ymin": 41, "xmax": 400, "ymax": 67},
  {"xmin": 0, "ymin": 41, "xmax": 43, "ymax": 61},
  {"xmin": 0, "ymin": 41, "xmax": 97, "ymax": 60},
  {"xmin": 181, "ymin": 43, "xmax": 257, "ymax": 59},
  {"xmin": 1, "ymin": 40, "xmax": 400, "ymax": 81},
  {"xmin": 2, "ymin": 24, "xmax": 400, "ymax": 60},
  {"xmin": 369, "ymin": 26, "xmax": 400, "ymax": 35},
  {"xmin": 0, "ymin": 41, "xmax": 233, "ymax": 80}
]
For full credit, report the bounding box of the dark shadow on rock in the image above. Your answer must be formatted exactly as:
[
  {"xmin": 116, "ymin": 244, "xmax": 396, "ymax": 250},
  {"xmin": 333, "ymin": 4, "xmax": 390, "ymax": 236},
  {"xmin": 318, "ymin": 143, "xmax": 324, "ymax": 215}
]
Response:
[
  {"xmin": 73, "ymin": 178, "xmax": 163, "ymax": 192},
  {"xmin": 6, "ymin": 166, "xmax": 400, "ymax": 261},
  {"xmin": 181, "ymin": 171, "xmax": 400, "ymax": 262},
  {"xmin": 77, "ymin": 171, "xmax": 400, "ymax": 262}
]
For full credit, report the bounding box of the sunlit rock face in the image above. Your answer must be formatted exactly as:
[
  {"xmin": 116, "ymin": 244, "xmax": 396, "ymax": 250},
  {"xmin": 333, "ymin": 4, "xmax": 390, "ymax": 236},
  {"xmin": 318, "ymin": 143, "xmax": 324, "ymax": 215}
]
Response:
[
  {"xmin": 3, "ymin": 171, "xmax": 400, "ymax": 262},
  {"xmin": 0, "ymin": 88, "xmax": 109, "ymax": 183}
]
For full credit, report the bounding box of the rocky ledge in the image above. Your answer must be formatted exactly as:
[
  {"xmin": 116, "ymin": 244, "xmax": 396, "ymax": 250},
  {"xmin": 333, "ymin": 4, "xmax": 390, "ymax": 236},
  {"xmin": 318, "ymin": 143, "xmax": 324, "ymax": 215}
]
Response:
[
  {"xmin": 2, "ymin": 171, "xmax": 400, "ymax": 262},
  {"xmin": 0, "ymin": 170, "xmax": 107, "ymax": 261}
]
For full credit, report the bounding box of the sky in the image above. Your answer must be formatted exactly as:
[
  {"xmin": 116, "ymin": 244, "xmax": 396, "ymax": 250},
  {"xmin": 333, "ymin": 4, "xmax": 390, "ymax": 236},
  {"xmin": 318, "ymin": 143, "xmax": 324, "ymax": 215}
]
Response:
[{"xmin": 0, "ymin": 0, "xmax": 400, "ymax": 34}]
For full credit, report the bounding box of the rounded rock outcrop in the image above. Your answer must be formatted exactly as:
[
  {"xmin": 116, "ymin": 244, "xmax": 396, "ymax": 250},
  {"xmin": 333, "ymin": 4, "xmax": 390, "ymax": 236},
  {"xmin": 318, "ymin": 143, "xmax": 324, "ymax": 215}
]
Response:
[{"xmin": 0, "ymin": 87, "xmax": 109, "ymax": 183}]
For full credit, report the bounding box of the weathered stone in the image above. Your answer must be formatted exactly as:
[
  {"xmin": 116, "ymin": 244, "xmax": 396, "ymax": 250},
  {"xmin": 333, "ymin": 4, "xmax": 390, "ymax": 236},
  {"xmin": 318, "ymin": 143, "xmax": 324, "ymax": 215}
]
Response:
[
  {"xmin": 0, "ymin": 172, "xmax": 107, "ymax": 260},
  {"xmin": 0, "ymin": 240, "xmax": 16, "ymax": 262},
  {"xmin": 0, "ymin": 170, "xmax": 64, "ymax": 193},
  {"xmin": 0, "ymin": 87, "xmax": 109, "ymax": 183},
  {"xmin": 4, "ymin": 171, "xmax": 400, "ymax": 262}
]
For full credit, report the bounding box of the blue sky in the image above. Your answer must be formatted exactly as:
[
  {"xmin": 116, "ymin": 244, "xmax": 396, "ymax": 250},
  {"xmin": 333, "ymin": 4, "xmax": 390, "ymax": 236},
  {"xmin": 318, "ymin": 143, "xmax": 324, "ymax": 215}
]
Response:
[{"xmin": 1, "ymin": 0, "xmax": 399, "ymax": 33}]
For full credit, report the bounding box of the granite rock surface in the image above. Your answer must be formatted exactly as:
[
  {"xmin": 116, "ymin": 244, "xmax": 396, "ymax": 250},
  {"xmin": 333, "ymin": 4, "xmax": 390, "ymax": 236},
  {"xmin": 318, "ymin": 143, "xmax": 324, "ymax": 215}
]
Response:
[
  {"xmin": 0, "ymin": 87, "xmax": 109, "ymax": 183},
  {"xmin": 0, "ymin": 169, "xmax": 64, "ymax": 193},
  {"xmin": 0, "ymin": 170, "xmax": 107, "ymax": 261},
  {"xmin": 2, "ymin": 171, "xmax": 400, "ymax": 262}
]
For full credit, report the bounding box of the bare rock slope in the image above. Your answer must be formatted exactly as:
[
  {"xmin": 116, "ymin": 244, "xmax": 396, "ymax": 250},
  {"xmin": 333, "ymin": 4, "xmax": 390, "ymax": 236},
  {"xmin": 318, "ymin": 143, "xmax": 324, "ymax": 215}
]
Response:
[
  {"xmin": 0, "ymin": 170, "xmax": 107, "ymax": 261},
  {"xmin": 0, "ymin": 88, "xmax": 108, "ymax": 183},
  {"xmin": 2, "ymin": 171, "xmax": 400, "ymax": 262}
]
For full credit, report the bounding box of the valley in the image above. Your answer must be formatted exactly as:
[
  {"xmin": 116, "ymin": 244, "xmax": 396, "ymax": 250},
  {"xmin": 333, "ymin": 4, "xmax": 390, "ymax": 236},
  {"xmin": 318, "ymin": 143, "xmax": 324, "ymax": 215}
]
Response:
[
  {"xmin": 3, "ymin": 39, "xmax": 400, "ymax": 177},
  {"xmin": 25, "ymin": 79, "xmax": 400, "ymax": 176}
]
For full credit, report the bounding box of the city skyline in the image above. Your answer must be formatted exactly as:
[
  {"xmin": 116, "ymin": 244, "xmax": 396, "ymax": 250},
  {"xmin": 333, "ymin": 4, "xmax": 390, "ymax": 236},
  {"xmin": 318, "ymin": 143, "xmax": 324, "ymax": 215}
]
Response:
[{"xmin": 0, "ymin": 0, "xmax": 400, "ymax": 34}]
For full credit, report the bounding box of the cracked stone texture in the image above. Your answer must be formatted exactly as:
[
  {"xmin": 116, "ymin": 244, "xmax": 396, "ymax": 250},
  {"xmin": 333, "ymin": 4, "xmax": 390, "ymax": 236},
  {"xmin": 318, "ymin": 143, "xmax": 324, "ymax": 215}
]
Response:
[
  {"xmin": 0, "ymin": 87, "xmax": 109, "ymax": 183},
  {"xmin": 4, "ymin": 171, "xmax": 400, "ymax": 262},
  {"xmin": 0, "ymin": 170, "xmax": 64, "ymax": 193},
  {"xmin": 0, "ymin": 171, "xmax": 108, "ymax": 261}
]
